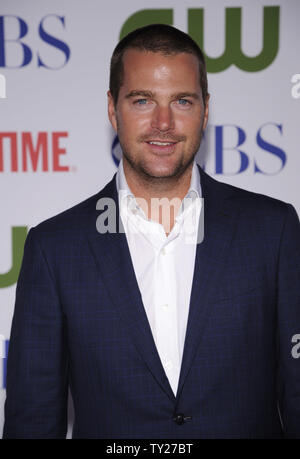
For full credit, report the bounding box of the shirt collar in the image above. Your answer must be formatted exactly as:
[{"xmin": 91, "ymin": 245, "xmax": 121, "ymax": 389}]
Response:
[{"xmin": 116, "ymin": 157, "xmax": 202, "ymax": 220}]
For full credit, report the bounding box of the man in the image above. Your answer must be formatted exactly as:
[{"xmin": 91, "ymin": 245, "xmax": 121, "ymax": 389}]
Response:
[{"xmin": 3, "ymin": 24, "xmax": 300, "ymax": 439}]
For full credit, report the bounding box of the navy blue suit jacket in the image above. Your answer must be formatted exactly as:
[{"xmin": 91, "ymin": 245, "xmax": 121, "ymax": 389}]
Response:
[{"xmin": 3, "ymin": 166, "xmax": 300, "ymax": 438}]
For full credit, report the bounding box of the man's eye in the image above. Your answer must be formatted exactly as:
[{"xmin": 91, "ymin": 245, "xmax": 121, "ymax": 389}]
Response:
[
  {"xmin": 178, "ymin": 99, "xmax": 191, "ymax": 106},
  {"xmin": 134, "ymin": 99, "xmax": 148, "ymax": 105}
]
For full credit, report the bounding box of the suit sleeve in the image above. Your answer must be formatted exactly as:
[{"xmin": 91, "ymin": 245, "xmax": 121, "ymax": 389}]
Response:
[
  {"xmin": 3, "ymin": 227, "xmax": 69, "ymax": 439},
  {"xmin": 276, "ymin": 204, "xmax": 300, "ymax": 438}
]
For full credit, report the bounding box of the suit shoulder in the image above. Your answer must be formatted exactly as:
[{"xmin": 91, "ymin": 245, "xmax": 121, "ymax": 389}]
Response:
[
  {"xmin": 202, "ymin": 169, "xmax": 294, "ymax": 217},
  {"xmin": 32, "ymin": 175, "xmax": 116, "ymax": 236},
  {"xmin": 225, "ymin": 180, "xmax": 288, "ymax": 210}
]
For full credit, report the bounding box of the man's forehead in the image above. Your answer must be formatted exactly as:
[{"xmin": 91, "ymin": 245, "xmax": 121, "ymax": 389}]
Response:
[
  {"xmin": 117, "ymin": 49, "xmax": 203, "ymax": 101},
  {"xmin": 122, "ymin": 48, "xmax": 199, "ymax": 68},
  {"xmin": 121, "ymin": 49, "xmax": 200, "ymax": 87}
]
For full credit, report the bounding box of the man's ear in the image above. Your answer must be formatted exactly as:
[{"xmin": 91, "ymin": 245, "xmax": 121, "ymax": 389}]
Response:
[
  {"xmin": 107, "ymin": 91, "xmax": 117, "ymax": 133},
  {"xmin": 203, "ymin": 93, "xmax": 210, "ymax": 131}
]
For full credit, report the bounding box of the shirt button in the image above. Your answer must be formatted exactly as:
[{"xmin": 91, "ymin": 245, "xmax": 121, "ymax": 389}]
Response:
[
  {"xmin": 161, "ymin": 248, "xmax": 166, "ymax": 255},
  {"xmin": 162, "ymin": 303, "xmax": 169, "ymax": 310},
  {"xmin": 173, "ymin": 413, "xmax": 184, "ymax": 425}
]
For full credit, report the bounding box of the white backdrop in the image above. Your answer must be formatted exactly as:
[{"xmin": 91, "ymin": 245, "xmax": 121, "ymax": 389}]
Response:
[{"xmin": 0, "ymin": 0, "xmax": 299, "ymax": 436}]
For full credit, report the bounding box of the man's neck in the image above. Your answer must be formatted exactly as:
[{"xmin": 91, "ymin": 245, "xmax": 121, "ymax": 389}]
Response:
[{"xmin": 122, "ymin": 159, "xmax": 194, "ymax": 234}]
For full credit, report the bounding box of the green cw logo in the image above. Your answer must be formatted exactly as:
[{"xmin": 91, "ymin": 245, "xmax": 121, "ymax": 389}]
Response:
[
  {"xmin": 0, "ymin": 226, "xmax": 27, "ymax": 288},
  {"xmin": 120, "ymin": 6, "xmax": 280, "ymax": 72}
]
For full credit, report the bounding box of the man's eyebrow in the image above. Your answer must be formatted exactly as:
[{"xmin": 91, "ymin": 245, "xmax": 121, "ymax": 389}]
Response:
[
  {"xmin": 170, "ymin": 92, "xmax": 200, "ymax": 100},
  {"xmin": 124, "ymin": 90, "xmax": 201, "ymax": 100},
  {"xmin": 125, "ymin": 90, "xmax": 154, "ymax": 99}
]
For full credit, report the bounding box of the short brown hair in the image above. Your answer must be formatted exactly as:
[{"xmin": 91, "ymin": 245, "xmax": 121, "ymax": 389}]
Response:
[{"xmin": 109, "ymin": 24, "xmax": 208, "ymax": 106}]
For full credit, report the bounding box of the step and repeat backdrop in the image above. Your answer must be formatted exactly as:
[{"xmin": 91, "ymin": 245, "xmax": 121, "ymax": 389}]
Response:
[{"xmin": 0, "ymin": 0, "xmax": 299, "ymax": 435}]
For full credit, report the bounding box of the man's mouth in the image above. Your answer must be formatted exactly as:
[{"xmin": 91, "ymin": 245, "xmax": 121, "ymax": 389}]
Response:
[
  {"xmin": 147, "ymin": 141, "xmax": 176, "ymax": 146},
  {"xmin": 144, "ymin": 140, "xmax": 178, "ymax": 156}
]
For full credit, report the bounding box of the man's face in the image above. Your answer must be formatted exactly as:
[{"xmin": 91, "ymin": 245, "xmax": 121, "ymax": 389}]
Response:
[{"xmin": 108, "ymin": 49, "xmax": 209, "ymax": 180}]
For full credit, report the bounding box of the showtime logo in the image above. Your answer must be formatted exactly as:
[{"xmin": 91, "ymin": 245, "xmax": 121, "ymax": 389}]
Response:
[{"xmin": 0, "ymin": 132, "xmax": 69, "ymax": 172}]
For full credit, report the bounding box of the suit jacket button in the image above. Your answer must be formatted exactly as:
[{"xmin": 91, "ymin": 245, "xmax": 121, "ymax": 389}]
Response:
[{"xmin": 173, "ymin": 413, "xmax": 184, "ymax": 425}]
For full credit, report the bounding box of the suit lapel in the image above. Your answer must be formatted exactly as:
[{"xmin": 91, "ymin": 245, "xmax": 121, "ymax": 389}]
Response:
[
  {"xmin": 87, "ymin": 176, "xmax": 175, "ymax": 402},
  {"xmin": 87, "ymin": 168, "xmax": 240, "ymax": 403},
  {"xmin": 176, "ymin": 168, "xmax": 240, "ymax": 399}
]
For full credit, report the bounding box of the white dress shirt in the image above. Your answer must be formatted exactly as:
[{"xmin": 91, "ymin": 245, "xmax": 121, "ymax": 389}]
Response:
[{"xmin": 116, "ymin": 159, "xmax": 202, "ymax": 396}]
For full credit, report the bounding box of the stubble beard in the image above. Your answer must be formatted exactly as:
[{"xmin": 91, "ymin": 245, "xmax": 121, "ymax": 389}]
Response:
[{"xmin": 118, "ymin": 129, "xmax": 204, "ymax": 186}]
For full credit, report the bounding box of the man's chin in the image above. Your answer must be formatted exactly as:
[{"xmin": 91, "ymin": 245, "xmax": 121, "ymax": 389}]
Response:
[
  {"xmin": 139, "ymin": 163, "xmax": 188, "ymax": 181},
  {"xmin": 122, "ymin": 151, "xmax": 195, "ymax": 181}
]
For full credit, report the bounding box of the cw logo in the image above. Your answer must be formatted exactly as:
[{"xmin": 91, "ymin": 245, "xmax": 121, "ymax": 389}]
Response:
[
  {"xmin": 0, "ymin": 226, "xmax": 27, "ymax": 288},
  {"xmin": 120, "ymin": 6, "xmax": 280, "ymax": 72}
]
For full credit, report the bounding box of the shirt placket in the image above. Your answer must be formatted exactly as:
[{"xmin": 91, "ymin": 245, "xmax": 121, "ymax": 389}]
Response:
[{"xmin": 153, "ymin": 243, "xmax": 180, "ymax": 396}]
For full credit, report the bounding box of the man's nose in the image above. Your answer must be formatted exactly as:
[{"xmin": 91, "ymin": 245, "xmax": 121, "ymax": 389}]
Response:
[{"xmin": 151, "ymin": 105, "xmax": 174, "ymax": 132}]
